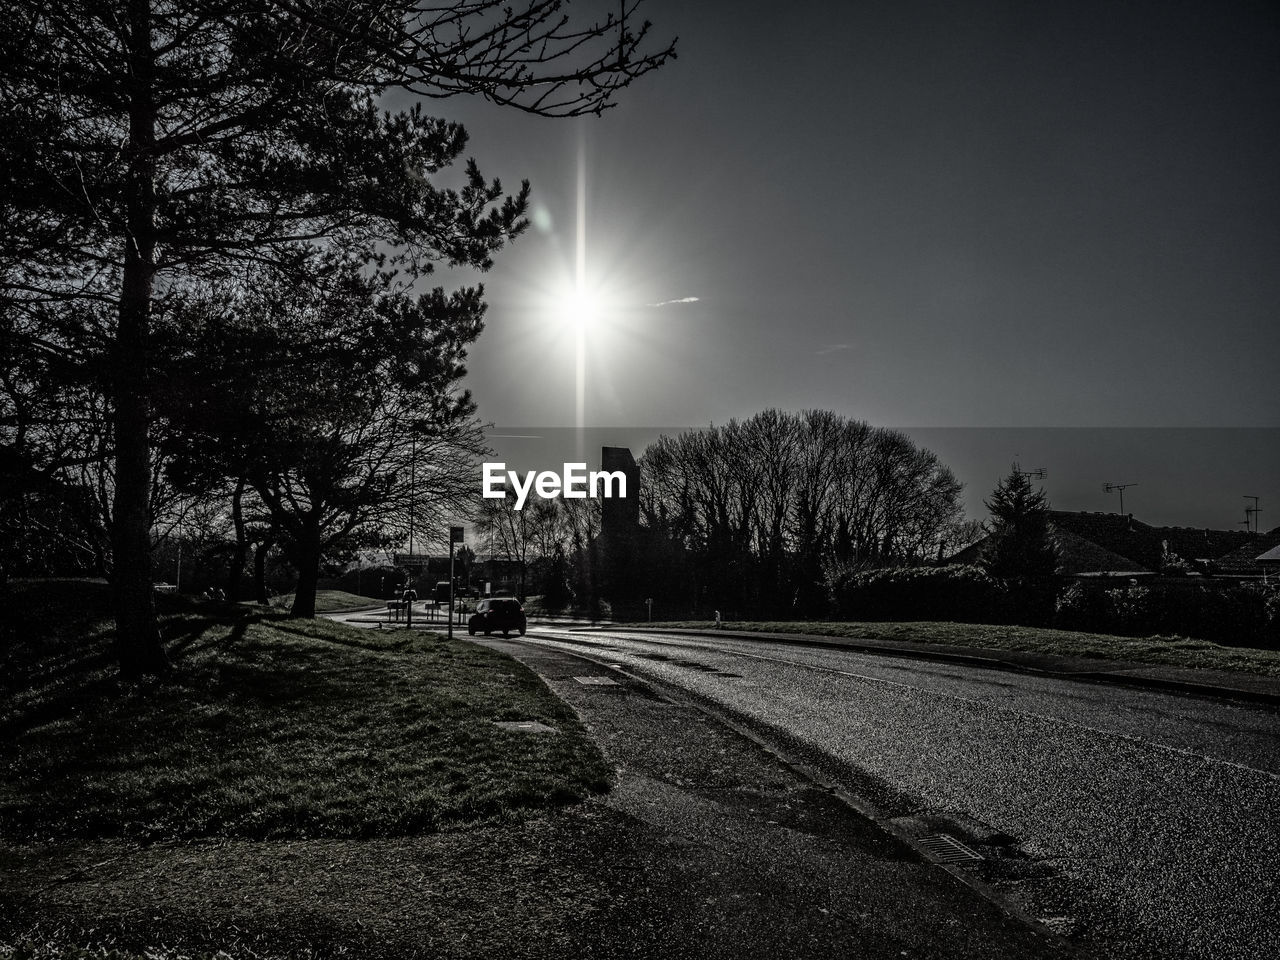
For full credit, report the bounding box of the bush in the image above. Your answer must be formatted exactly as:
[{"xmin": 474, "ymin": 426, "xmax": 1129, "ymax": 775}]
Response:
[
  {"xmin": 824, "ymin": 564, "xmax": 1280, "ymax": 648},
  {"xmin": 1055, "ymin": 581, "xmax": 1113, "ymax": 632},
  {"xmin": 1054, "ymin": 579, "xmax": 1279, "ymax": 648},
  {"xmin": 827, "ymin": 564, "xmax": 1012, "ymax": 624}
]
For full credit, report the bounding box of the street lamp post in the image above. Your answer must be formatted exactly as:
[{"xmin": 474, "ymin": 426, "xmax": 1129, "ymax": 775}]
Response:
[
  {"xmin": 574, "ymin": 130, "xmax": 587, "ymax": 463},
  {"xmin": 408, "ymin": 425, "xmax": 416, "ymax": 555}
]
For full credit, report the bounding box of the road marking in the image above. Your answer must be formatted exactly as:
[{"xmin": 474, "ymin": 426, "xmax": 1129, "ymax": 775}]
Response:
[{"xmin": 523, "ymin": 631, "xmax": 1280, "ymax": 782}]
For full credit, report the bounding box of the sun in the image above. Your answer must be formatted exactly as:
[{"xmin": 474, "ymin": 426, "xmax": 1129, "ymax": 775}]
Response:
[{"xmin": 566, "ymin": 288, "xmax": 597, "ymax": 333}]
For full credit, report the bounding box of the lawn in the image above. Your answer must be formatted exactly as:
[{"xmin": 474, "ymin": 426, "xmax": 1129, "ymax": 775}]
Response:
[
  {"xmin": 644, "ymin": 619, "xmax": 1280, "ymax": 678},
  {"xmin": 0, "ymin": 580, "xmax": 612, "ymax": 843},
  {"xmin": 257, "ymin": 588, "xmax": 385, "ymax": 613}
]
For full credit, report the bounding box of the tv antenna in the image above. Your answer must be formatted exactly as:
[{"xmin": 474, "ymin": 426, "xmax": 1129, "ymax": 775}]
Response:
[
  {"xmin": 1016, "ymin": 467, "xmax": 1046, "ymax": 481},
  {"xmin": 1243, "ymin": 496, "xmax": 1261, "ymax": 534},
  {"xmin": 1104, "ymin": 482, "xmax": 1136, "ymax": 516}
]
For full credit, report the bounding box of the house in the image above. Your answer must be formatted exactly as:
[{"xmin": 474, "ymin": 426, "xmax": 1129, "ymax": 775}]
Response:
[
  {"xmin": 1257, "ymin": 543, "xmax": 1280, "ymax": 583},
  {"xmin": 1211, "ymin": 530, "xmax": 1280, "ymax": 578},
  {"xmin": 949, "ymin": 510, "xmax": 1271, "ymax": 578}
]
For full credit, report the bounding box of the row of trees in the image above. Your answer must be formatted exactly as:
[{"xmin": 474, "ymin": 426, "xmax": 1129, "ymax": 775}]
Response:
[
  {"xmin": 474, "ymin": 486, "xmax": 602, "ymax": 609},
  {"xmin": 635, "ymin": 410, "xmax": 974, "ymax": 618},
  {"xmin": 1, "ymin": 1, "xmax": 674, "ymax": 677},
  {"xmin": 160, "ymin": 250, "xmax": 489, "ymax": 616},
  {"xmin": 457, "ymin": 413, "xmax": 981, "ymax": 620},
  {"xmin": 452, "ymin": 415, "xmax": 975, "ymax": 619},
  {"xmin": 3, "ymin": 245, "xmax": 492, "ymax": 606}
]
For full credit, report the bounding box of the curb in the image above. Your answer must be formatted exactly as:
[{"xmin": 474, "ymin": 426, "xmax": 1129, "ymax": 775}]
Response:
[
  {"xmin": 572, "ymin": 626, "xmax": 1280, "ymax": 708},
  {"xmin": 1064, "ymin": 670, "xmax": 1280, "ymax": 706}
]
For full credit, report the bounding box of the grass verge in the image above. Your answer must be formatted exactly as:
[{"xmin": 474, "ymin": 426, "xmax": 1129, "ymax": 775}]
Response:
[
  {"xmin": 257, "ymin": 588, "xmax": 384, "ymax": 613},
  {"xmin": 522, "ymin": 595, "xmax": 612, "ymax": 620},
  {"xmin": 1, "ymin": 580, "xmax": 611, "ymax": 843},
  {"xmin": 644, "ymin": 619, "xmax": 1280, "ymax": 678}
]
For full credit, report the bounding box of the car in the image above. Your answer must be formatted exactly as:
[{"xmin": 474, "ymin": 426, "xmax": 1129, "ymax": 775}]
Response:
[{"xmin": 467, "ymin": 597, "xmax": 527, "ymax": 637}]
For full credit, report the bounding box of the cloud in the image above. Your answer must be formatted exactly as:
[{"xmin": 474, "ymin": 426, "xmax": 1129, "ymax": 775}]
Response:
[
  {"xmin": 648, "ymin": 296, "xmax": 701, "ymax": 307},
  {"xmin": 816, "ymin": 343, "xmax": 853, "ymax": 356}
]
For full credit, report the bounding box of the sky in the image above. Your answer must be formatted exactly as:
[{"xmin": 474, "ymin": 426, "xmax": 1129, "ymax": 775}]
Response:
[{"xmin": 408, "ymin": 0, "xmax": 1280, "ymax": 529}]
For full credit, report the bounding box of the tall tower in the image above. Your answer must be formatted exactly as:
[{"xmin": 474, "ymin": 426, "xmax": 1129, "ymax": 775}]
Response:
[
  {"xmin": 600, "ymin": 446, "xmax": 639, "ymax": 533},
  {"xmin": 599, "ymin": 446, "xmax": 640, "ymax": 613}
]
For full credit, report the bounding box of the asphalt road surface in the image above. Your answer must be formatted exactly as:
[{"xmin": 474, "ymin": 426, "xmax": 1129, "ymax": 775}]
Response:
[{"xmin": 515, "ymin": 626, "xmax": 1280, "ymax": 960}]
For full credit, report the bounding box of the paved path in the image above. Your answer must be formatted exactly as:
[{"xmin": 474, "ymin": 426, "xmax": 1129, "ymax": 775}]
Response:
[{"xmin": 515, "ymin": 626, "xmax": 1280, "ymax": 960}]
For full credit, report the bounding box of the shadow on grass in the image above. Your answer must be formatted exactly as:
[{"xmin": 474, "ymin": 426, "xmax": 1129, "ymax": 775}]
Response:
[
  {"xmin": 1, "ymin": 592, "xmax": 612, "ymax": 843},
  {"xmin": 1, "ymin": 590, "xmax": 255, "ymax": 740}
]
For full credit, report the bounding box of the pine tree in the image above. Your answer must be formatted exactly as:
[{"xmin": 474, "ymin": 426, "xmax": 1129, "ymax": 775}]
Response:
[
  {"xmin": 1, "ymin": 1, "xmax": 672, "ymax": 678},
  {"xmin": 983, "ymin": 465, "xmax": 1058, "ymax": 580},
  {"xmin": 160, "ymin": 246, "xmax": 487, "ymax": 619}
]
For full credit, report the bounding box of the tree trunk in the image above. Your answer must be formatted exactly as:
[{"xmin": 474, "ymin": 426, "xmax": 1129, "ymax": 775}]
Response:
[
  {"xmin": 112, "ymin": 0, "xmax": 167, "ymax": 680},
  {"xmin": 289, "ymin": 523, "xmax": 321, "ymax": 617},
  {"xmin": 226, "ymin": 478, "xmax": 248, "ymax": 601},
  {"xmin": 253, "ymin": 536, "xmax": 273, "ymax": 605}
]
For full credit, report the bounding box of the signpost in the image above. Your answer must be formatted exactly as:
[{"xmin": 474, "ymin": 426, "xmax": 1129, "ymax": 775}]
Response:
[
  {"xmin": 391, "ymin": 530, "xmax": 462, "ymax": 634},
  {"xmin": 448, "ymin": 526, "xmax": 464, "ymax": 639},
  {"xmin": 393, "ymin": 554, "xmax": 429, "ymax": 627}
]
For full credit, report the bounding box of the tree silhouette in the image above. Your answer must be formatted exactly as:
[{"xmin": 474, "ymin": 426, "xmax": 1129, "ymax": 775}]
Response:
[
  {"xmin": 161, "ymin": 247, "xmax": 487, "ymax": 618},
  {"xmin": 640, "ymin": 411, "xmax": 963, "ymax": 618},
  {"xmin": 1, "ymin": 1, "xmax": 673, "ymax": 678},
  {"xmin": 982, "ymin": 465, "xmax": 1058, "ymax": 580}
]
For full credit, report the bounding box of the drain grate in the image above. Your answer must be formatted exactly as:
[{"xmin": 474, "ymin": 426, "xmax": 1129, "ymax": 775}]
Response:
[
  {"xmin": 573, "ymin": 676, "xmax": 620, "ymax": 686},
  {"xmin": 917, "ymin": 834, "xmax": 984, "ymax": 864}
]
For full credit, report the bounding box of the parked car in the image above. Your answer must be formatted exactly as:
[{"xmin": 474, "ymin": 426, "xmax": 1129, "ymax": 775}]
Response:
[{"xmin": 467, "ymin": 597, "xmax": 527, "ymax": 637}]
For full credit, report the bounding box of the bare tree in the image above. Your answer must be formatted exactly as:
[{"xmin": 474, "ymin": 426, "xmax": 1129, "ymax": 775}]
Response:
[
  {"xmin": 475, "ymin": 488, "xmax": 565, "ymax": 599},
  {"xmin": 640, "ymin": 411, "xmax": 965, "ymax": 617}
]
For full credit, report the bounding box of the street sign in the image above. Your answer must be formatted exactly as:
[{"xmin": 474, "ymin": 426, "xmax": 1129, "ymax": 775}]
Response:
[
  {"xmin": 393, "ymin": 554, "xmax": 431, "ymax": 567},
  {"xmin": 450, "ymin": 525, "xmax": 465, "ymax": 543}
]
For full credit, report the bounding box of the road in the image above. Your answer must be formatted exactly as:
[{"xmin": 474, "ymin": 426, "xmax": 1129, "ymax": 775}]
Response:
[{"xmin": 510, "ymin": 626, "xmax": 1280, "ymax": 960}]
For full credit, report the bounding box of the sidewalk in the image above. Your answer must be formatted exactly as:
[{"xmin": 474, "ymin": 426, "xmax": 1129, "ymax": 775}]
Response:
[
  {"xmin": 334, "ymin": 609, "xmax": 607, "ymax": 631},
  {"xmin": 480, "ymin": 638, "xmax": 1075, "ymax": 960},
  {"xmin": 584, "ymin": 625, "xmax": 1280, "ymax": 706}
]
